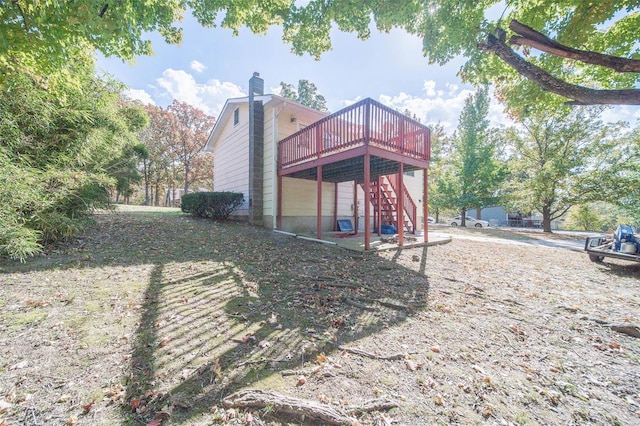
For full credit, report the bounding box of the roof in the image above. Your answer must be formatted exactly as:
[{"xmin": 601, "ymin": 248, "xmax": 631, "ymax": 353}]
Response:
[{"xmin": 202, "ymin": 94, "xmax": 328, "ymax": 152}]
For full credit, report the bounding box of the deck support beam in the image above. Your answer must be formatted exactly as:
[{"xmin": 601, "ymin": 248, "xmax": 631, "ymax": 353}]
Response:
[
  {"xmin": 317, "ymin": 165, "xmax": 323, "ymax": 240},
  {"xmin": 364, "ymin": 153, "xmax": 371, "ymax": 250},
  {"xmin": 423, "ymin": 168, "xmax": 429, "ymax": 242},
  {"xmin": 333, "ymin": 182, "xmax": 338, "ymax": 231},
  {"xmin": 398, "ymin": 164, "xmax": 404, "ymax": 246},
  {"xmin": 376, "ymin": 176, "xmax": 382, "ymax": 236},
  {"xmin": 353, "ymin": 180, "xmax": 359, "ymax": 234}
]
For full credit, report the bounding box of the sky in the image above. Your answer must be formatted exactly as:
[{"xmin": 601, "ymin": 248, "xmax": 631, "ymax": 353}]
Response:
[{"xmin": 97, "ymin": 13, "xmax": 640, "ymax": 133}]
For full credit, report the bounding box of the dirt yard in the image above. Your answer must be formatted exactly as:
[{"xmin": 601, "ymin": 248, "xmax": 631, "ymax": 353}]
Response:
[{"xmin": 0, "ymin": 209, "xmax": 638, "ymax": 425}]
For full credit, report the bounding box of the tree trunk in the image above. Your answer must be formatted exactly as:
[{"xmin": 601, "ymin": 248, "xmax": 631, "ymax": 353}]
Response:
[
  {"xmin": 115, "ymin": 191, "xmax": 121, "ymax": 204},
  {"xmin": 143, "ymin": 159, "xmax": 150, "ymax": 206},
  {"xmin": 154, "ymin": 184, "xmax": 160, "ymax": 206},
  {"xmin": 476, "ymin": 207, "xmax": 482, "ymax": 220},
  {"xmin": 542, "ymin": 205, "xmax": 553, "ymax": 233},
  {"xmin": 460, "ymin": 208, "xmax": 467, "ymax": 227},
  {"xmin": 184, "ymin": 164, "xmax": 190, "ymax": 195}
]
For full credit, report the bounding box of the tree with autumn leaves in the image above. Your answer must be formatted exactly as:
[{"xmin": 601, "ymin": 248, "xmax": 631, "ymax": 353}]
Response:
[{"xmin": 137, "ymin": 102, "xmax": 214, "ymax": 206}]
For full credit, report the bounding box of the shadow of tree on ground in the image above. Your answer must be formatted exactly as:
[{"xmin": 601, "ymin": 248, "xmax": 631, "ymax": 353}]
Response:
[{"xmin": 0, "ymin": 211, "xmax": 430, "ymax": 424}]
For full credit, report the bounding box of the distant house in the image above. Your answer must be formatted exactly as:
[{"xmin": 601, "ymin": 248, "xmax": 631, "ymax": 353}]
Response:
[
  {"xmin": 467, "ymin": 207, "xmax": 564, "ymax": 230},
  {"xmin": 203, "ymin": 73, "xmax": 431, "ymax": 249}
]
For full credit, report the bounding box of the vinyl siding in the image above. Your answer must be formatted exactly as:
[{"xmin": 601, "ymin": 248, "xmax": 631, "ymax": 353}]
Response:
[{"xmin": 213, "ymin": 104, "xmax": 250, "ymax": 215}]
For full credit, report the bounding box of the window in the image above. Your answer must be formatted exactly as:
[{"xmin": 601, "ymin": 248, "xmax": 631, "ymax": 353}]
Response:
[
  {"xmin": 233, "ymin": 108, "xmax": 239, "ymax": 125},
  {"xmin": 404, "ymin": 171, "xmax": 415, "ymax": 177}
]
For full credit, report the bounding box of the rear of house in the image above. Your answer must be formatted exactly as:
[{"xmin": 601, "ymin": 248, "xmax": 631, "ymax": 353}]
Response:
[{"xmin": 203, "ymin": 74, "xmax": 429, "ymax": 240}]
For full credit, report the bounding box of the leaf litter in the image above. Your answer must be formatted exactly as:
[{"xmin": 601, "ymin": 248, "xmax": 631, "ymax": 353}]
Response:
[{"xmin": 0, "ymin": 209, "xmax": 638, "ymax": 425}]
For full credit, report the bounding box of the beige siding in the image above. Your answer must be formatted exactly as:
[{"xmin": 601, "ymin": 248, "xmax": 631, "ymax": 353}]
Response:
[
  {"xmin": 213, "ymin": 104, "xmax": 250, "ymax": 214},
  {"xmin": 281, "ymin": 177, "xmax": 336, "ymax": 216},
  {"xmin": 403, "ymin": 170, "xmax": 425, "ymax": 230}
]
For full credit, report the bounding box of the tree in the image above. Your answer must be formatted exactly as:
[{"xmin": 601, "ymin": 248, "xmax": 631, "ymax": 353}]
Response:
[
  {"xmin": 0, "ymin": 64, "xmax": 143, "ymax": 259},
  {"xmin": 425, "ymin": 123, "xmax": 449, "ymax": 223},
  {"xmin": 502, "ymin": 107, "xmax": 634, "ymax": 233},
  {"xmin": 565, "ymin": 205, "xmax": 603, "ymax": 232},
  {"xmin": 437, "ymin": 87, "xmax": 505, "ymax": 225},
  {"xmin": 166, "ymin": 100, "xmax": 215, "ymax": 195},
  {"xmin": 5, "ymin": 2, "xmax": 637, "ymax": 108},
  {"xmin": 139, "ymin": 105, "xmax": 176, "ymax": 205},
  {"xmin": 279, "ymin": 80, "xmax": 329, "ymax": 112},
  {"xmin": 276, "ymin": 1, "xmax": 640, "ymax": 109}
]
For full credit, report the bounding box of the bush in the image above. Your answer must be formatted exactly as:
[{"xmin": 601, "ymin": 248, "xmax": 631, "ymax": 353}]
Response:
[{"xmin": 181, "ymin": 192, "xmax": 244, "ymax": 220}]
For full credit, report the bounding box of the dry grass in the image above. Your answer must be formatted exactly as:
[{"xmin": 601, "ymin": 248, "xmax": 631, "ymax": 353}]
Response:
[{"xmin": 0, "ymin": 207, "xmax": 638, "ymax": 425}]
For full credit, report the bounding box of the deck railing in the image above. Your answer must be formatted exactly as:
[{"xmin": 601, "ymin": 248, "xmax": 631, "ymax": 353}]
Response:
[{"xmin": 278, "ymin": 98, "xmax": 430, "ymax": 169}]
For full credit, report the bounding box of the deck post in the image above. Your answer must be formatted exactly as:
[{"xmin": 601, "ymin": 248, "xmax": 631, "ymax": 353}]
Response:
[
  {"xmin": 317, "ymin": 165, "xmax": 322, "ymax": 240},
  {"xmin": 398, "ymin": 164, "xmax": 404, "ymax": 246},
  {"xmin": 423, "ymin": 167, "xmax": 428, "ymax": 242},
  {"xmin": 277, "ymin": 174, "xmax": 282, "ymax": 230},
  {"xmin": 376, "ymin": 176, "xmax": 382, "ymax": 236},
  {"xmin": 364, "ymin": 154, "xmax": 371, "ymax": 250},
  {"xmin": 353, "ymin": 180, "xmax": 359, "ymax": 235},
  {"xmin": 333, "ymin": 182, "xmax": 338, "ymax": 231}
]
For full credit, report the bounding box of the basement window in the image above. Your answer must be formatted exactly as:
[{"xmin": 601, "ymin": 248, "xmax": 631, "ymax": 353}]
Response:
[{"xmin": 233, "ymin": 108, "xmax": 239, "ymax": 125}]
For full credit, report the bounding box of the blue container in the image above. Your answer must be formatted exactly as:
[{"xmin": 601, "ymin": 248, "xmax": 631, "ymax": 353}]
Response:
[
  {"xmin": 614, "ymin": 225, "xmax": 635, "ymax": 243},
  {"xmin": 381, "ymin": 225, "xmax": 397, "ymax": 234}
]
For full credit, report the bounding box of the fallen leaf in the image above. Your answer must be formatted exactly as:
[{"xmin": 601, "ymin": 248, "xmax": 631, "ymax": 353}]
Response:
[
  {"xmin": 67, "ymin": 417, "xmax": 77, "ymax": 426},
  {"xmin": 82, "ymin": 400, "xmax": 95, "ymax": 413},
  {"xmin": 146, "ymin": 419, "xmax": 163, "ymax": 426},
  {"xmin": 405, "ymin": 360, "xmax": 419, "ymax": 371},
  {"xmin": 130, "ymin": 398, "xmax": 141, "ymax": 410},
  {"xmin": 296, "ymin": 375, "xmax": 307, "ymax": 386},
  {"xmin": 316, "ymin": 353, "xmax": 328, "ymax": 365},
  {"xmin": 159, "ymin": 337, "xmax": 170, "ymax": 347},
  {"xmin": 431, "ymin": 346, "xmax": 440, "ymax": 353},
  {"xmin": 434, "ymin": 395, "xmax": 443, "ymax": 405}
]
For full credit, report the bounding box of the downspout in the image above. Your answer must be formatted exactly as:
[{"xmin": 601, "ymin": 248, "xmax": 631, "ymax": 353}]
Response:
[{"xmin": 272, "ymin": 103, "xmax": 285, "ymax": 229}]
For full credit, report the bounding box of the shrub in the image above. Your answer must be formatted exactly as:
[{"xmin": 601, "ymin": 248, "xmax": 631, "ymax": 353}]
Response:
[{"xmin": 181, "ymin": 192, "xmax": 244, "ymax": 220}]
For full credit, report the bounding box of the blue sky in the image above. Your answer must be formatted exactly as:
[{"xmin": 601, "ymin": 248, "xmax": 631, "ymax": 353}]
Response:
[{"xmin": 97, "ymin": 14, "xmax": 639, "ymax": 132}]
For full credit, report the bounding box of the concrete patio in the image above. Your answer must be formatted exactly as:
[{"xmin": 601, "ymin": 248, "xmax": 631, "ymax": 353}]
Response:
[{"xmin": 275, "ymin": 229, "xmax": 452, "ymax": 252}]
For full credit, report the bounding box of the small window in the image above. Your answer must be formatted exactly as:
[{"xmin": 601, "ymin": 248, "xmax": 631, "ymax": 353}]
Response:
[
  {"xmin": 404, "ymin": 171, "xmax": 415, "ymax": 177},
  {"xmin": 233, "ymin": 108, "xmax": 239, "ymax": 125}
]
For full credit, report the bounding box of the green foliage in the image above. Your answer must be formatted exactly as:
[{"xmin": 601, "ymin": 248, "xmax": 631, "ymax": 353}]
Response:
[
  {"xmin": 0, "ymin": 64, "xmax": 144, "ymax": 260},
  {"xmin": 3, "ymin": 1, "xmax": 636, "ymax": 109},
  {"xmin": 181, "ymin": 192, "xmax": 244, "ymax": 221},
  {"xmin": 565, "ymin": 205, "xmax": 604, "ymax": 232},
  {"xmin": 279, "ymin": 80, "xmax": 329, "ymax": 112},
  {"xmin": 501, "ymin": 106, "xmax": 636, "ymax": 232},
  {"xmin": 435, "ymin": 88, "xmax": 506, "ymax": 221}
]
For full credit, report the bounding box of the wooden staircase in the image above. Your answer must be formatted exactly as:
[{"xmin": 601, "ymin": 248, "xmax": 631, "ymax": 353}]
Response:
[{"xmin": 362, "ymin": 175, "xmax": 417, "ymax": 233}]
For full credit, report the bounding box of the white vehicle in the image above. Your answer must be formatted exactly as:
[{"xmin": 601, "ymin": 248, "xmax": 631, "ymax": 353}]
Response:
[{"xmin": 448, "ymin": 216, "xmax": 490, "ymax": 228}]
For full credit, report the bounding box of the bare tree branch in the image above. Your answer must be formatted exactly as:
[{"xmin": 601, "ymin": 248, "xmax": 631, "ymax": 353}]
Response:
[
  {"xmin": 478, "ymin": 29, "xmax": 640, "ymax": 105},
  {"xmin": 509, "ymin": 20, "xmax": 640, "ymax": 73}
]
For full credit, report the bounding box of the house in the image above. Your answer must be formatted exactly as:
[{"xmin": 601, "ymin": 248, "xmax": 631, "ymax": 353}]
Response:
[{"xmin": 203, "ymin": 73, "xmax": 431, "ymax": 249}]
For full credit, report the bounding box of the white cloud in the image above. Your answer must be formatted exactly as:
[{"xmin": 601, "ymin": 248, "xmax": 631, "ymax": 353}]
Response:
[
  {"xmin": 190, "ymin": 60, "xmax": 207, "ymax": 73},
  {"xmin": 156, "ymin": 68, "xmax": 245, "ymax": 116},
  {"xmin": 340, "ymin": 96, "xmax": 363, "ymax": 108},
  {"xmin": 123, "ymin": 88, "xmax": 156, "ymax": 106},
  {"xmin": 376, "ymin": 81, "xmax": 512, "ymax": 133}
]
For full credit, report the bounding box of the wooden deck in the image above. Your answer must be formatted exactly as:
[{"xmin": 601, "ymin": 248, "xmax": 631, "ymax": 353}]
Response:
[
  {"xmin": 276, "ymin": 98, "xmax": 431, "ymax": 250},
  {"xmin": 278, "ymin": 98, "xmax": 430, "ymax": 182}
]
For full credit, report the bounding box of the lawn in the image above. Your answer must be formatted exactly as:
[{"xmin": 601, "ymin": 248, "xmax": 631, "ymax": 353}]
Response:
[{"xmin": 1, "ymin": 207, "xmax": 638, "ymax": 425}]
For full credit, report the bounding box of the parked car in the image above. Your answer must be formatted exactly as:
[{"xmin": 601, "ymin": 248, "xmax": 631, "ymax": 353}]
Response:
[
  {"xmin": 448, "ymin": 216, "xmax": 490, "ymax": 228},
  {"xmin": 427, "ymin": 216, "xmax": 436, "ymax": 223}
]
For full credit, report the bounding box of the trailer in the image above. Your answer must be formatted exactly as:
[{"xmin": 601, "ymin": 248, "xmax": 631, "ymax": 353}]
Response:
[{"xmin": 584, "ymin": 235, "xmax": 640, "ymax": 263}]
